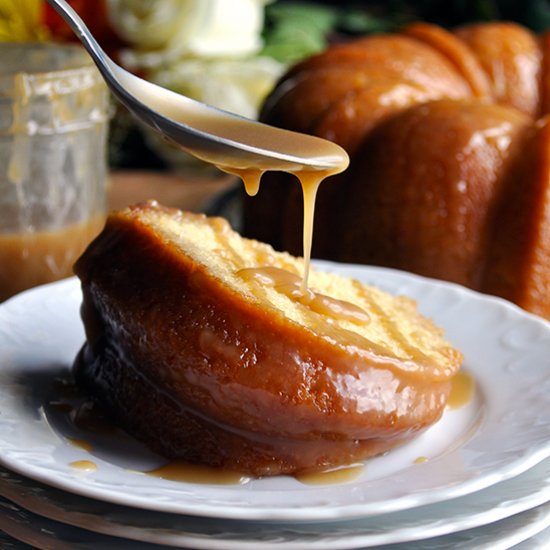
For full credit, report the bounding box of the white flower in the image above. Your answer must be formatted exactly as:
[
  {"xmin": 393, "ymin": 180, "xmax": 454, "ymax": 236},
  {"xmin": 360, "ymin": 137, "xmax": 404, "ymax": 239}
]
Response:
[
  {"xmin": 107, "ymin": 0, "xmax": 286, "ymax": 170},
  {"xmin": 107, "ymin": 0, "xmax": 285, "ymax": 119},
  {"xmin": 107, "ymin": 0, "xmax": 271, "ymax": 69},
  {"xmin": 150, "ymin": 56, "xmax": 283, "ymax": 119}
]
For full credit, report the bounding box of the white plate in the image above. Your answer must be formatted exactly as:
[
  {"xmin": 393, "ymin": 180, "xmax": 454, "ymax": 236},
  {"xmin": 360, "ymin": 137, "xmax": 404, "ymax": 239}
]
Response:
[
  {"xmin": 0, "ymin": 266, "xmax": 549, "ymax": 521},
  {"xmin": 1, "ymin": 495, "xmax": 549, "ymax": 550},
  {"xmin": 0, "ymin": 459, "xmax": 549, "ymax": 549}
]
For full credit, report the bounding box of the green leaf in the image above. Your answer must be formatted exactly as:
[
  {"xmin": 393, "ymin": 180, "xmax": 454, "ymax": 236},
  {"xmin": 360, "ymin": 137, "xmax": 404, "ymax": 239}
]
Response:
[{"xmin": 261, "ymin": 2, "xmax": 339, "ymax": 63}]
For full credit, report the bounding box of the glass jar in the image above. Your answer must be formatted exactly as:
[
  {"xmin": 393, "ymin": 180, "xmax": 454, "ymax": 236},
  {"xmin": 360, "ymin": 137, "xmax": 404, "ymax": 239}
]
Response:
[{"xmin": 0, "ymin": 43, "xmax": 110, "ymax": 301}]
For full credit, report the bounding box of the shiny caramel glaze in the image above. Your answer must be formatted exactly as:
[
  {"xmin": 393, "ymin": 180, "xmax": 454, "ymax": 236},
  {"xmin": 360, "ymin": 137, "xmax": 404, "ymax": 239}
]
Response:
[
  {"xmin": 69, "ymin": 460, "xmax": 97, "ymax": 472},
  {"xmin": 339, "ymin": 99, "xmax": 531, "ymax": 289},
  {"xmin": 453, "ymin": 23, "xmax": 542, "ymax": 115},
  {"xmin": 73, "ymin": 202, "xmax": 461, "ymax": 476},
  {"xmin": 237, "ymin": 266, "xmax": 370, "ymax": 323},
  {"xmin": 244, "ymin": 22, "xmax": 550, "ymax": 320}
]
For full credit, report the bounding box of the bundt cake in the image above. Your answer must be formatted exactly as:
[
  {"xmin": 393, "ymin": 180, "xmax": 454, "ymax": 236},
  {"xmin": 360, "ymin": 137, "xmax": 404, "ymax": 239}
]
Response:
[
  {"xmin": 243, "ymin": 22, "xmax": 550, "ymax": 320},
  {"xmin": 73, "ymin": 201, "xmax": 462, "ymax": 476}
]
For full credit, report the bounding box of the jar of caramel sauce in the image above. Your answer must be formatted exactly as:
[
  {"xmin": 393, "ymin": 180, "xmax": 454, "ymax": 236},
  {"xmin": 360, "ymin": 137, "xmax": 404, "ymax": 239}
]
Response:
[{"xmin": 0, "ymin": 43, "xmax": 109, "ymax": 301}]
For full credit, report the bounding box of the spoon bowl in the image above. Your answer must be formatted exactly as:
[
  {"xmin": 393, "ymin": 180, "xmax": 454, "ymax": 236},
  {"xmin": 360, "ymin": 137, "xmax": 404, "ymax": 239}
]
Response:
[{"xmin": 47, "ymin": 0, "xmax": 349, "ymax": 175}]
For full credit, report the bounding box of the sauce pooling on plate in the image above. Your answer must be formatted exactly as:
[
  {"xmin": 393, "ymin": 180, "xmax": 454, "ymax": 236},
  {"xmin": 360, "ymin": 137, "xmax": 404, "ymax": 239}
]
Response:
[
  {"xmin": 295, "ymin": 464, "xmax": 364, "ymax": 485},
  {"xmin": 49, "ymin": 383, "xmax": 371, "ymax": 486},
  {"xmin": 69, "ymin": 460, "xmax": 97, "ymax": 472},
  {"xmin": 448, "ymin": 370, "xmax": 475, "ymax": 409},
  {"xmin": 52, "ymin": 374, "xmax": 474, "ymax": 483},
  {"xmin": 145, "ymin": 461, "xmax": 251, "ymax": 485}
]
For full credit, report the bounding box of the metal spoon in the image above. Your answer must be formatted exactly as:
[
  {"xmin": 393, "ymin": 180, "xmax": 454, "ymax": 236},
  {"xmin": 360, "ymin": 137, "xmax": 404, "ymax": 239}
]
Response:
[{"xmin": 46, "ymin": 0, "xmax": 349, "ymax": 174}]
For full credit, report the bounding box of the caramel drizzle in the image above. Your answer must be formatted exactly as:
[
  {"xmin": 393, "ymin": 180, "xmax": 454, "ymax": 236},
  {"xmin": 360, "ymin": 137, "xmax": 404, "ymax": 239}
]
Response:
[
  {"xmin": 237, "ymin": 266, "xmax": 369, "ymax": 324},
  {"xmin": 224, "ymin": 162, "xmax": 367, "ymax": 323},
  {"xmin": 221, "ymin": 166, "xmax": 341, "ymax": 293}
]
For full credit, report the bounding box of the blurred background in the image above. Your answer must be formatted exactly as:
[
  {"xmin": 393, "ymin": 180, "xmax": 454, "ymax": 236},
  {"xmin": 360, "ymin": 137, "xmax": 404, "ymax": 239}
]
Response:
[{"xmin": 1, "ymin": 0, "xmax": 548, "ymax": 174}]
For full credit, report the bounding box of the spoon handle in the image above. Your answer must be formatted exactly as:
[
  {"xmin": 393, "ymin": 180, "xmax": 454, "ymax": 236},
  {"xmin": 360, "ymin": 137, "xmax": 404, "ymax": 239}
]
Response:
[{"xmin": 46, "ymin": 0, "xmax": 115, "ymax": 84}]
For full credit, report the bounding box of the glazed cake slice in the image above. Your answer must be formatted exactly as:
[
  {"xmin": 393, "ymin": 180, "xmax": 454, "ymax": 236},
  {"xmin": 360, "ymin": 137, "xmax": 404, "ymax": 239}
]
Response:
[{"xmin": 73, "ymin": 201, "xmax": 463, "ymax": 476}]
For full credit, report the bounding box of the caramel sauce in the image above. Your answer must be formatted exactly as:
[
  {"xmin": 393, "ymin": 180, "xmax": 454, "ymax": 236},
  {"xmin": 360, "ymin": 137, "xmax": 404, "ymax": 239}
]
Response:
[
  {"xmin": 237, "ymin": 266, "xmax": 369, "ymax": 324},
  {"xmin": 49, "ymin": 381, "xmax": 361, "ymax": 487},
  {"xmin": 198, "ymin": 110, "xmax": 349, "ymax": 290},
  {"xmin": 447, "ymin": 370, "xmax": 475, "ymax": 409},
  {"xmin": 162, "ymin": 94, "xmax": 363, "ymax": 341},
  {"xmin": 231, "ymin": 167, "xmax": 337, "ymax": 293},
  {"xmin": 295, "ymin": 464, "xmax": 364, "ymax": 485},
  {"xmin": 67, "ymin": 437, "xmax": 93, "ymax": 452},
  {"xmin": 125, "ymin": 74, "xmax": 349, "ymax": 269},
  {"xmin": 69, "ymin": 460, "xmax": 97, "ymax": 472},
  {"xmin": 146, "ymin": 460, "xmax": 251, "ymax": 485},
  {"xmin": 223, "ymin": 167, "xmax": 263, "ymax": 198},
  {"xmin": 297, "ymin": 170, "xmax": 325, "ymax": 291},
  {"xmin": 131, "ymin": 82, "xmax": 349, "ymax": 174},
  {"xmin": 0, "ymin": 216, "xmax": 104, "ymax": 301},
  {"xmin": 216, "ymin": 130, "xmax": 352, "ymax": 320}
]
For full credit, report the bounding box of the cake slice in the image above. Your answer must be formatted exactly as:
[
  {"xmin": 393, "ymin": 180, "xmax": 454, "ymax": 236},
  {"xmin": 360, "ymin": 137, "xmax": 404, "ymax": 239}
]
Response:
[{"xmin": 73, "ymin": 201, "xmax": 462, "ymax": 476}]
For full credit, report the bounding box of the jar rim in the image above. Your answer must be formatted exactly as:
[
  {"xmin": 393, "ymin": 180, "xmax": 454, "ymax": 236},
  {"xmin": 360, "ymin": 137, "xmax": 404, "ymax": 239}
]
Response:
[
  {"xmin": 0, "ymin": 43, "xmax": 96, "ymax": 81},
  {"xmin": 0, "ymin": 43, "xmax": 107, "ymax": 100}
]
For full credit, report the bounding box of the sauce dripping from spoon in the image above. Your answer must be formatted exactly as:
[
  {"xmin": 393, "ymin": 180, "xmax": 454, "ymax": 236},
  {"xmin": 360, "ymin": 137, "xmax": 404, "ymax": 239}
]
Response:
[{"xmin": 223, "ymin": 163, "xmax": 344, "ymax": 293}]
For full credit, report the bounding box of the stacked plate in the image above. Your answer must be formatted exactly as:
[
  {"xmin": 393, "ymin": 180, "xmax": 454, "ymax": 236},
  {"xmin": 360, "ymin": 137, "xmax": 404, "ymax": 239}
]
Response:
[{"xmin": 1, "ymin": 263, "xmax": 549, "ymax": 549}]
